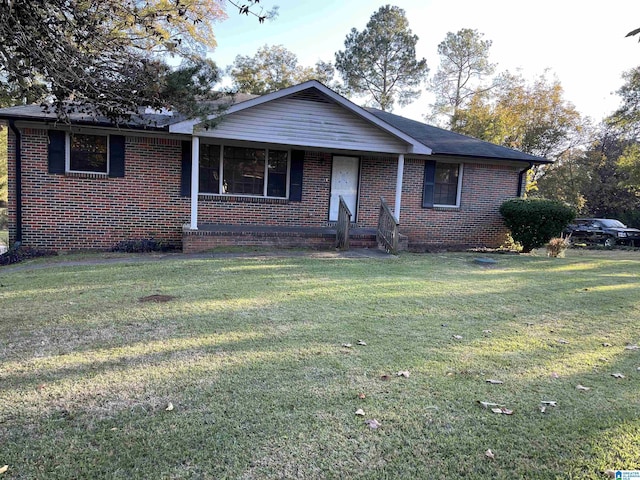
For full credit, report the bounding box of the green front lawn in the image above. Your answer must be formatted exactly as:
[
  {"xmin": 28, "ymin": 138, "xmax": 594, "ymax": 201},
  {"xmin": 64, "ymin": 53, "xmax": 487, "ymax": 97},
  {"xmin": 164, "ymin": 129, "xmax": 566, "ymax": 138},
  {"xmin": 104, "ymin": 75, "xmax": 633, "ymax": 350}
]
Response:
[{"xmin": 1, "ymin": 250, "xmax": 639, "ymax": 479}]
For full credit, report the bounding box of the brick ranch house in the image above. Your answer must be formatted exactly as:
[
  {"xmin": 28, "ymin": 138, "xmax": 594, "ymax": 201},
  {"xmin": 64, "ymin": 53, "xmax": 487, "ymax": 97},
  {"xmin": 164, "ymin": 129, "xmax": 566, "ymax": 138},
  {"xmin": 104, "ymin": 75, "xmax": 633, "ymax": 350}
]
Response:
[{"xmin": 0, "ymin": 80, "xmax": 549, "ymax": 253}]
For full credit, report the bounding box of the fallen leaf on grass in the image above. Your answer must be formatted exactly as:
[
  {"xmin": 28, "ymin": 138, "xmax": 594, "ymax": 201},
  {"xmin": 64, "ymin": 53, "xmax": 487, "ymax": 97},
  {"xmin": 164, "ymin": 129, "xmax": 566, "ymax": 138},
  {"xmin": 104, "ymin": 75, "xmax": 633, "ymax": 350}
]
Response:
[
  {"xmin": 358, "ymin": 393, "xmax": 366, "ymax": 399},
  {"xmin": 380, "ymin": 375, "xmax": 390, "ymax": 381},
  {"xmin": 611, "ymin": 373, "xmax": 625, "ymax": 379},
  {"xmin": 355, "ymin": 409, "xmax": 365, "ymax": 416},
  {"xmin": 357, "ymin": 340, "xmax": 367, "ymax": 346},
  {"xmin": 540, "ymin": 406, "xmax": 546, "ymax": 414},
  {"xmin": 486, "ymin": 379, "xmax": 504, "ymax": 384},
  {"xmin": 541, "ymin": 401, "xmax": 558, "ymax": 407},
  {"xmin": 557, "ymin": 339, "xmax": 570, "ymax": 344},
  {"xmin": 625, "ymin": 345, "xmax": 639, "ymax": 350},
  {"xmin": 0, "ymin": 465, "xmax": 7, "ymax": 474},
  {"xmin": 165, "ymin": 402, "xmax": 174, "ymax": 411},
  {"xmin": 550, "ymin": 372, "xmax": 560, "ymax": 379},
  {"xmin": 397, "ymin": 370, "xmax": 410, "ymax": 378},
  {"xmin": 477, "ymin": 401, "xmax": 505, "ymax": 409},
  {"xmin": 365, "ymin": 419, "xmax": 381, "ymax": 429},
  {"xmin": 485, "ymin": 449, "xmax": 495, "ymax": 460},
  {"xmin": 604, "ymin": 469, "xmax": 616, "ymax": 478},
  {"xmin": 576, "ymin": 385, "xmax": 591, "ymax": 391},
  {"xmin": 452, "ymin": 335, "xmax": 463, "ymax": 340},
  {"xmin": 602, "ymin": 343, "xmax": 612, "ymax": 347},
  {"xmin": 491, "ymin": 407, "xmax": 513, "ymax": 415},
  {"xmin": 482, "ymin": 330, "xmax": 492, "ymax": 334},
  {"xmin": 341, "ymin": 343, "xmax": 352, "ymax": 348},
  {"xmin": 525, "ymin": 322, "xmax": 535, "ymax": 326}
]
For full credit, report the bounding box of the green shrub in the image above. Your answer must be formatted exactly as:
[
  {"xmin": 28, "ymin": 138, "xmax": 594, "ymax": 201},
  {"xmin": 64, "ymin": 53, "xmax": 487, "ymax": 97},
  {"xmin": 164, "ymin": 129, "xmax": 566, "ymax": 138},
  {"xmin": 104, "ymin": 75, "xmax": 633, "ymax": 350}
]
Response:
[
  {"xmin": 0, "ymin": 245, "xmax": 58, "ymax": 266},
  {"xmin": 500, "ymin": 198, "xmax": 576, "ymax": 253},
  {"xmin": 110, "ymin": 238, "xmax": 176, "ymax": 253}
]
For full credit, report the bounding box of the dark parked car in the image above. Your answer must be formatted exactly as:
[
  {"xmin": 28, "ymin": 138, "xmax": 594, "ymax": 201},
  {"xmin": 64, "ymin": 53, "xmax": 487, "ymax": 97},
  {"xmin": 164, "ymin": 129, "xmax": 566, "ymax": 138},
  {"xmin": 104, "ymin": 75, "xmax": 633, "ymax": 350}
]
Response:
[{"xmin": 564, "ymin": 218, "xmax": 640, "ymax": 247}]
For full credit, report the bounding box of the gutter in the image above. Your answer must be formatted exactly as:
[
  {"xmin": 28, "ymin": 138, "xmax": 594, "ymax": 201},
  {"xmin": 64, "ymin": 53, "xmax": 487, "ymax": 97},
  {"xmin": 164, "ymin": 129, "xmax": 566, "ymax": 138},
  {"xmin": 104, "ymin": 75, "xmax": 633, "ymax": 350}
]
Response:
[
  {"xmin": 7, "ymin": 120, "xmax": 22, "ymax": 246},
  {"xmin": 517, "ymin": 162, "xmax": 534, "ymax": 197}
]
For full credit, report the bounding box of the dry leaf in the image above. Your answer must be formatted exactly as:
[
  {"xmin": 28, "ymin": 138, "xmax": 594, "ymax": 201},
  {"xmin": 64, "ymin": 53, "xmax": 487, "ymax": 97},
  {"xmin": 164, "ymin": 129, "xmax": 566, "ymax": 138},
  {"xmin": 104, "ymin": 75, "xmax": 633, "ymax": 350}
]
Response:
[
  {"xmin": 355, "ymin": 409, "xmax": 365, "ymax": 416},
  {"xmin": 452, "ymin": 335, "xmax": 463, "ymax": 340},
  {"xmin": 486, "ymin": 379, "xmax": 504, "ymax": 384},
  {"xmin": 625, "ymin": 345, "xmax": 639, "ymax": 350},
  {"xmin": 491, "ymin": 407, "xmax": 513, "ymax": 415},
  {"xmin": 358, "ymin": 393, "xmax": 366, "ymax": 399},
  {"xmin": 341, "ymin": 343, "xmax": 352, "ymax": 348},
  {"xmin": 482, "ymin": 330, "xmax": 492, "ymax": 334},
  {"xmin": 110, "ymin": 427, "xmax": 118, "ymax": 431},
  {"xmin": 165, "ymin": 402, "xmax": 174, "ymax": 411},
  {"xmin": 477, "ymin": 401, "xmax": 504, "ymax": 409},
  {"xmin": 550, "ymin": 372, "xmax": 560, "ymax": 379},
  {"xmin": 380, "ymin": 374, "xmax": 390, "ymax": 381},
  {"xmin": 0, "ymin": 466, "xmax": 7, "ymax": 475},
  {"xmin": 611, "ymin": 373, "xmax": 625, "ymax": 379},
  {"xmin": 576, "ymin": 384, "xmax": 591, "ymax": 391},
  {"xmin": 525, "ymin": 322, "xmax": 535, "ymax": 326},
  {"xmin": 397, "ymin": 370, "xmax": 410, "ymax": 378},
  {"xmin": 604, "ymin": 469, "xmax": 616, "ymax": 478},
  {"xmin": 541, "ymin": 401, "xmax": 558, "ymax": 407},
  {"xmin": 539, "ymin": 406, "xmax": 546, "ymax": 413},
  {"xmin": 558, "ymin": 339, "xmax": 569, "ymax": 344},
  {"xmin": 602, "ymin": 343, "xmax": 612, "ymax": 347},
  {"xmin": 485, "ymin": 449, "xmax": 495, "ymax": 460},
  {"xmin": 357, "ymin": 340, "xmax": 367, "ymax": 346},
  {"xmin": 365, "ymin": 419, "xmax": 381, "ymax": 429}
]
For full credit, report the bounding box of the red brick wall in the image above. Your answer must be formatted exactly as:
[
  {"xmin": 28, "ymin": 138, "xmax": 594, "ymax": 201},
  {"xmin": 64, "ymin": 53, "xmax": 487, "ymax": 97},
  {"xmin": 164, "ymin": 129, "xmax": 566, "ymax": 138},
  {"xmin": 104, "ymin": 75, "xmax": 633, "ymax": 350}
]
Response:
[
  {"xmin": 356, "ymin": 156, "xmax": 519, "ymax": 249},
  {"xmin": 8, "ymin": 128, "xmax": 189, "ymax": 250},
  {"xmin": 7, "ymin": 127, "xmax": 519, "ymax": 251}
]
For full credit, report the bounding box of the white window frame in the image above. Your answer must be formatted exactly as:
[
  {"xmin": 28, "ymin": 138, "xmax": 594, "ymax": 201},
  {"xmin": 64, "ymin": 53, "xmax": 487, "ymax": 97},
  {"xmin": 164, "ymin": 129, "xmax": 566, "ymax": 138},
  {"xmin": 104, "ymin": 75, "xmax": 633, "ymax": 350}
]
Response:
[
  {"xmin": 433, "ymin": 163, "xmax": 463, "ymax": 208},
  {"xmin": 65, "ymin": 132, "xmax": 110, "ymax": 175},
  {"xmin": 199, "ymin": 143, "xmax": 291, "ymax": 199}
]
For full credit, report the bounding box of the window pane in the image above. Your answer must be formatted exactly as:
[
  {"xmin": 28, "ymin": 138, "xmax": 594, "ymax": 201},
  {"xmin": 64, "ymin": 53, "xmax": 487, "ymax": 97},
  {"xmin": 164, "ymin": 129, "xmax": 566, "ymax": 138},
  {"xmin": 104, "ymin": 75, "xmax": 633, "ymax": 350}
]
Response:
[
  {"xmin": 70, "ymin": 134, "xmax": 107, "ymax": 172},
  {"xmin": 267, "ymin": 150, "xmax": 288, "ymax": 197},
  {"xmin": 199, "ymin": 144, "xmax": 220, "ymax": 193},
  {"xmin": 434, "ymin": 163, "xmax": 459, "ymax": 205},
  {"xmin": 223, "ymin": 147, "xmax": 264, "ymax": 195}
]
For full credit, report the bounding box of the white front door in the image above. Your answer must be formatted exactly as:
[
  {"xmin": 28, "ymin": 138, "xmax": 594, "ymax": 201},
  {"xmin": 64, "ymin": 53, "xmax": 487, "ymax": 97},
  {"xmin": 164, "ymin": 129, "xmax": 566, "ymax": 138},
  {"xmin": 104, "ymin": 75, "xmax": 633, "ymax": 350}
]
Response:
[{"xmin": 329, "ymin": 156, "xmax": 359, "ymax": 222}]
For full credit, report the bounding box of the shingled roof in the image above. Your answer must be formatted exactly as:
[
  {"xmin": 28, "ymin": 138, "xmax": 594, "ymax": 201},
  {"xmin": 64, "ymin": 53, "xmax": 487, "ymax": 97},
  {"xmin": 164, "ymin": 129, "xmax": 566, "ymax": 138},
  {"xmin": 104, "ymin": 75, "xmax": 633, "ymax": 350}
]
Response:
[{"xmin": 365, "ymin": 107, "xmax": 549, "ymax": 163}]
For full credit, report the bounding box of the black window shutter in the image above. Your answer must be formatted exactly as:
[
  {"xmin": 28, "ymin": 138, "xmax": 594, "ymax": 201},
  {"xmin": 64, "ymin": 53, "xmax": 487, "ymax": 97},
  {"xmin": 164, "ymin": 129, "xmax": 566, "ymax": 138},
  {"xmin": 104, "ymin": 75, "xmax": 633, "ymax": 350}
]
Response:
[
  {"xmin": 181, "ymin": 140, "xmax": 192, "ymax": 197},
  {"xmin": 422, "ymin": 160, "xmax": 436, "ymax": 208},
  {"xmin": 109, "ymin": 135, "xmax": 125, "ymax": 177},
  {"xmin": 48, "ymin": 130, "xmax": 66, "ymax": 174},
  {"xmin": 289, "ymin": 149, "xmax": 304, "ymax": 202}
]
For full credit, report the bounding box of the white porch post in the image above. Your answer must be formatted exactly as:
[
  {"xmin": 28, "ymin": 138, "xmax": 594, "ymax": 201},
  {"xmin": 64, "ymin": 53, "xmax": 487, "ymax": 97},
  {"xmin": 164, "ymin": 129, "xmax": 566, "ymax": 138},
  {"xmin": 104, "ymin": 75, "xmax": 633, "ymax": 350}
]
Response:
[
  {"xmin": 394, "ymin": 154, "xmax": 404, "ymax": 221},
  {"xmin": 190, "ymin": 136, "xmax": 200, "ymax": 230}
]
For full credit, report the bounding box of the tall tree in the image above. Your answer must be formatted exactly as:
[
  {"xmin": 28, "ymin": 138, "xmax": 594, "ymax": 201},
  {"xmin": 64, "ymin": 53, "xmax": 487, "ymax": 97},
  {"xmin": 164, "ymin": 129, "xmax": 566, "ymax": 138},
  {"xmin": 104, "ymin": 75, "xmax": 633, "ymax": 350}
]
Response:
[
  {"xmin": 227, "ymin": 45, "xmax": 335, "ymax": 95},
  {"xmin": 334, "ymin": 5, "xmax": 428, "ymax": 111},
  {"xmin": 429, "ymin": 28, "xmax": 495, "ymax": 127},
  {"xmin": 453, "ymin": 72, "xmax": 583, "ymax": 158},
  {"xmin": 0, "ymin": 0, "xmax": 277, "ymax": 121}
]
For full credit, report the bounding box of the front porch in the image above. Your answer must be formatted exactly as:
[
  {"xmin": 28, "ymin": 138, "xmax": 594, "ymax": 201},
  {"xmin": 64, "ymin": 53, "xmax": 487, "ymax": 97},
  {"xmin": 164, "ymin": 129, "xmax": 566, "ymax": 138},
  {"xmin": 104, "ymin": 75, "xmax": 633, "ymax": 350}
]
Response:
[{"xmin": 182, "ymin": 224, "xmax": 408, "ymax": 253}]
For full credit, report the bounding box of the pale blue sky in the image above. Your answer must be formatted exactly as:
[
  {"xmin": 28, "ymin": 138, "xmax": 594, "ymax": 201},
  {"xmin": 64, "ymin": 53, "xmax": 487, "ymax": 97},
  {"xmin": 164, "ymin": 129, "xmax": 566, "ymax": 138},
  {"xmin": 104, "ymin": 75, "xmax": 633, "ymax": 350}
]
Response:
[{"xmin": 209, "ymin": 0, "xmax": 640, "ymax": 123}]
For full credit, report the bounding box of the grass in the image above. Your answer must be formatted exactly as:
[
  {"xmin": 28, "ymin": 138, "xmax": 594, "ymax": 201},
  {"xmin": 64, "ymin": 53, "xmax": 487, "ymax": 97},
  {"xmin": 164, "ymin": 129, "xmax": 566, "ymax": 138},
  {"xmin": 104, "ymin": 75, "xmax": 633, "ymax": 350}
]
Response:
[{"xmin": 0, "ymin": 249, "xmax": 639, "ymax": 479}]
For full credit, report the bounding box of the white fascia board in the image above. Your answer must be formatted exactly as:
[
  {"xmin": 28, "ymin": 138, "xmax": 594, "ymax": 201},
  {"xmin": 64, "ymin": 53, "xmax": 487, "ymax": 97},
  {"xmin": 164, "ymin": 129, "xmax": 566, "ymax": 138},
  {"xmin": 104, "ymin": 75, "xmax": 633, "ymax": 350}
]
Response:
[{"xmin": 169, "ymin": 80, "xmax": 432, "ymax": 155}]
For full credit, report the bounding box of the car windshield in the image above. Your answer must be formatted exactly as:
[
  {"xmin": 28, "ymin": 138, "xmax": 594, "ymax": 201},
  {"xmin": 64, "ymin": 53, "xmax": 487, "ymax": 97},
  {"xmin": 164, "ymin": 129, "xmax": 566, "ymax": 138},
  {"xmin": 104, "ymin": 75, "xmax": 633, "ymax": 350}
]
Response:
[{"xmin": 599, "ymin": 219, "xmax": 626, "ymax": 228}]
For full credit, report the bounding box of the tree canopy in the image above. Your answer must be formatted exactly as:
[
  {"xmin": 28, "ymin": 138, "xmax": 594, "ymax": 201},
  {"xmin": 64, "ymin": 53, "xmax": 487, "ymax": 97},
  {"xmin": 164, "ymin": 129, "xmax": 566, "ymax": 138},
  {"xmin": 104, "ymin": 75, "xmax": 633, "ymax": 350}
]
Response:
[
  {"xmin": 429, "ymin": 28, "xmax": 495, "ymax": 127},
  {"xmin": 227, "ymin": 45, "xmax": 335, "ymax": 95},
  {"xmin": 453, "ymin": 72, "xmax": 583, "ymax": 159},
  {"xmin": 334, "ymin": 5, "xmax": 428, "ymax": 111},
  {"xmin": 0, "ymin": 0, "xmax": 277, "ymax": 121}
]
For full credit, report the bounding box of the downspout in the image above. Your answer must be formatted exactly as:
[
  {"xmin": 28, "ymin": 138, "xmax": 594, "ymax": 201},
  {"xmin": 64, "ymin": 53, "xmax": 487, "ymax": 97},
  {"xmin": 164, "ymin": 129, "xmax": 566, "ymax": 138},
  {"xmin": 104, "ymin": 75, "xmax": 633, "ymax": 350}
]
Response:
[
  {"xmin": 517, "ymin": 162, "xmax": 533, "ymax": 198},
  {"xmin": 8, "ymin": 120, "xmax": 22, "ymax": 246}
]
